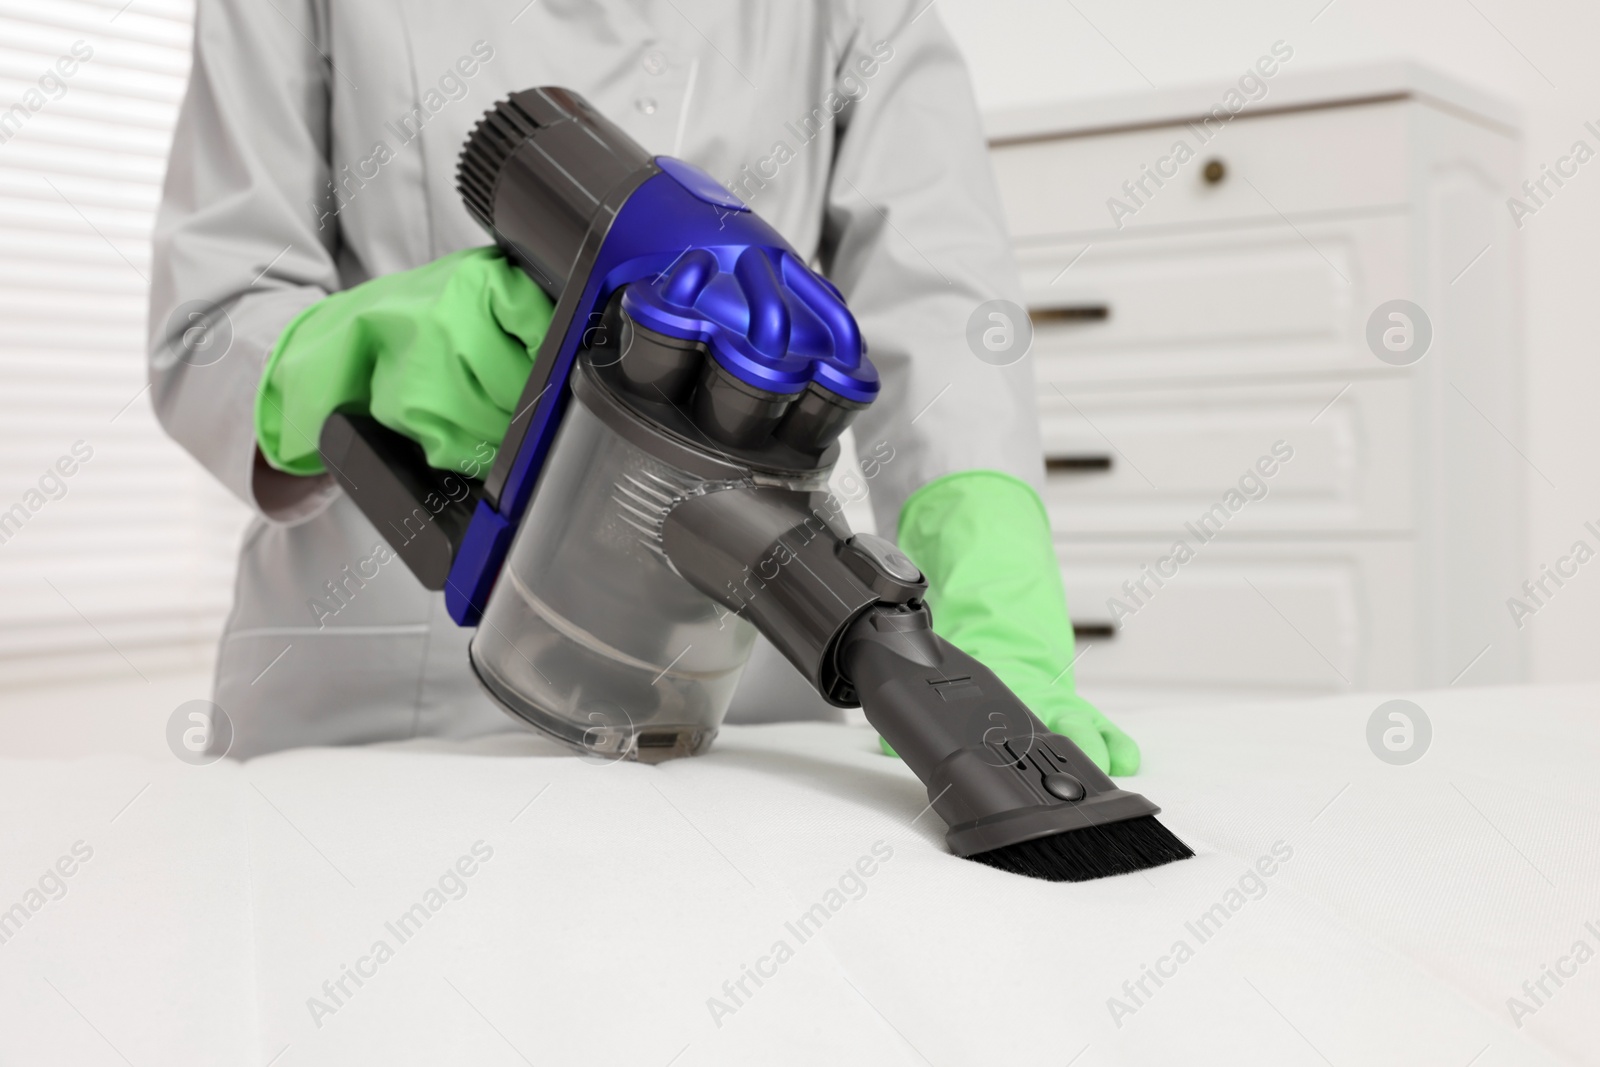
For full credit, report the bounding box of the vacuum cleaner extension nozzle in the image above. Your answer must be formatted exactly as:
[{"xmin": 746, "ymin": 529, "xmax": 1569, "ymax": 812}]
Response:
[
  {"xmin": 837, "ymin": 606, "xmax": 1194, "ymax": 881},
  {"xmin": 661, "ymin": 476, "xmax": 1194, "ymax": 882}
]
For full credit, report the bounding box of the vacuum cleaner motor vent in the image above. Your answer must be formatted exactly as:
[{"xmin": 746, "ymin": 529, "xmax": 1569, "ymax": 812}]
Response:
[
  {"xmin": 457, "ymin": 97, "xmax": 541, "ymax": 231},
  {"xmin": 456, "ymin": 88, "xmax": 654, "ymax": 295}
]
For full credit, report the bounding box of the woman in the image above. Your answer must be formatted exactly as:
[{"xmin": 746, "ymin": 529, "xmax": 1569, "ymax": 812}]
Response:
[{"xmin": 148, "ymin": 0, "xmax": 1135, "ymax": 773}]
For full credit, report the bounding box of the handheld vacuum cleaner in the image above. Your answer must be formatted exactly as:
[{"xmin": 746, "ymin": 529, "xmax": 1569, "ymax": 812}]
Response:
[{"xmin": 319, "ymin": 88, "xmax": 1192, "ymax": 882}]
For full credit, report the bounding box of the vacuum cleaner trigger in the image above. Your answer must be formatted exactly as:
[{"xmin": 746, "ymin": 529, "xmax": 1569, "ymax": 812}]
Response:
[{"xmin": 317, "ymin": 408, "xmax": 480, "ymax": 591}]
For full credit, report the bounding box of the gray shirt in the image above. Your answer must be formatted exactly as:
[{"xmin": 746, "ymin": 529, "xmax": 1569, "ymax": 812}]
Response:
[{"xmin": 148, "ymin": 0, "xmax": 1042, "ymax": 757}]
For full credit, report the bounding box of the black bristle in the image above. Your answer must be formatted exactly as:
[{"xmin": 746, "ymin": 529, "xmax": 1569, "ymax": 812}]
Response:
[{"xmin": 968, "ymin": 815, "xmax": 1194, "ymax": 882}]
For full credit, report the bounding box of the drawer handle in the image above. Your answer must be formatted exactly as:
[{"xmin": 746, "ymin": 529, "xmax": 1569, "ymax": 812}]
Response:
[
  {"xmin": 1031, "ymin": 304, "xmax": 1109, "ymax": 324},
  {"xmin": 1046, "ymin": 454, "xmax": 1113, "ymax": 473},
  {"xmin": 1072, "ymin": 622, "xmax": 1117, "ymax": 641}
]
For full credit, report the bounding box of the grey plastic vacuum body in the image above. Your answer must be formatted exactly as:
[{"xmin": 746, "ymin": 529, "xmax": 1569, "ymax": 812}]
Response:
[{"xmin": 319, "ymin": 87, "xmax": 1192, "ymax": 881}]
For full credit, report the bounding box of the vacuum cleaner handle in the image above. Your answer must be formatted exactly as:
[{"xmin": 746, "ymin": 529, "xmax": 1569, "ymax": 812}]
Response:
[{"xmin": 318, "ymin": 410, "xmax": 480, "ymax": 590}]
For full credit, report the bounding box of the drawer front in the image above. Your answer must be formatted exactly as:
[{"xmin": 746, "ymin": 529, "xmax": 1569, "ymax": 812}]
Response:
[
  {"xmin": 1017, "ymin": 215, "xmax": 1410, "ymax": 383},
  {"xmin": 990, "ymin": 100, "xmax": 1410, "ymax": 239},
  {"xmin": 1058, "ymin": 539, "xmax": 1416, "ymax": 701},
  {"xmin": 1038, "ymin": 377, "xmax": 1414, "ymax": 535}
]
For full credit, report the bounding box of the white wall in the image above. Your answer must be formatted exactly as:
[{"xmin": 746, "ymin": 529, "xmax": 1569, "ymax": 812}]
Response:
[{"xmin": 943, "ymin": 0, "xmax": 1600, "ymax": 683}]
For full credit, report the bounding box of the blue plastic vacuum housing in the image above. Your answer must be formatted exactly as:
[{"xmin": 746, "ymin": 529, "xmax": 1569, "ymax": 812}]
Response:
[{"xmin": 434, "ymin": 88, "xmax": 879, "ymax": 625}]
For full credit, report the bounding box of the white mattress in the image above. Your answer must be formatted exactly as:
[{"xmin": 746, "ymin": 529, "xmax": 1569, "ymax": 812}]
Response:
[{"xmin": 1, "ymin": 684, "xmax": 1596, "ymax": 1066}]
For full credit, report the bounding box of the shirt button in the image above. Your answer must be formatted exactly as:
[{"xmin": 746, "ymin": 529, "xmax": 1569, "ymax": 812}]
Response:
[
  {"xmin": 642, "ymin": 49, "xmax": 669, "ymax": 75},
  {"xmin": 635, "ymin": 96, "xmax": 658, "ymax": 115}
]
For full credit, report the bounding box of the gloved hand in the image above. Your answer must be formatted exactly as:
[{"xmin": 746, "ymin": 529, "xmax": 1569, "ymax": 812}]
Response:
[
  {"xmin": 893, "ymin": 470, "xmax": 1140, "ymax": 776},
  {"xmin": 255, "ymin": 247, "xmax": 554, "ymax": 476}
]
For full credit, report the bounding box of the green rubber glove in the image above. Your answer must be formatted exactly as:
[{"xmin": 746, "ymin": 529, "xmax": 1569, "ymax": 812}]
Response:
[
  {"xmin": 255, "ymin": 247, "xmax": 554, "ymax": 476},
  {"xmin": 894, "ymin": 470, "xmax": 1140, "ymax": 776}
]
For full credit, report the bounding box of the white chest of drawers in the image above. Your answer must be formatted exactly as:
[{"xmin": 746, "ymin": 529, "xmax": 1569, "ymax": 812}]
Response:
[{"xmin": 986, "ymin": 64, "xmax": 1525, "ymax": 708}]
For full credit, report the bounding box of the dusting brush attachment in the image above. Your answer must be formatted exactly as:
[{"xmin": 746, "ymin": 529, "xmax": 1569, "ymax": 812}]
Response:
[
  {"xmin": 837, "ymin": 603, "xmax": 1194, "ymax": 883},
  {"xmin": 968, "ymin": 814, "xmax": 1194, "ymax": 883}
]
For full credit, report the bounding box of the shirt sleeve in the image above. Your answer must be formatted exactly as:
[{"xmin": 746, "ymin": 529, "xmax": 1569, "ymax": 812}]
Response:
[
  {"xmin": 819, "ymin": 1, "xmax": 1046, "ymax": 537},
  {"xmin": 147, "ymin": 0, "xmax": 343, "ymax": 523}
]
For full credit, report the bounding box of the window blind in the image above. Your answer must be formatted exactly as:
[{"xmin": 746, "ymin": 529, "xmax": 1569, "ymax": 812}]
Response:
[{"xmin": 0, "ymin": 0, "xmax": 250, "ymax": 689}]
